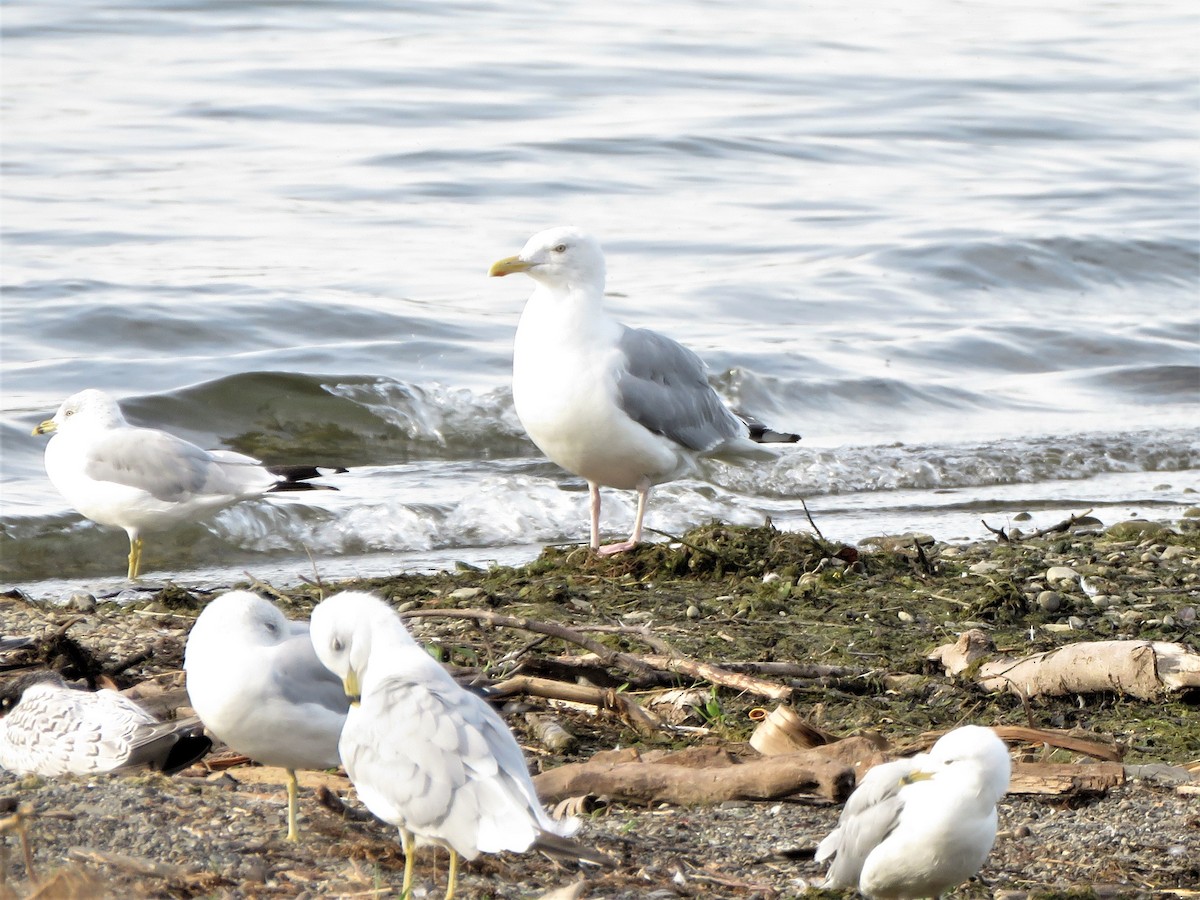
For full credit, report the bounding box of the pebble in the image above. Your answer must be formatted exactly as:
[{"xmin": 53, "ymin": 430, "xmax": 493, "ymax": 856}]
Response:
[
  {"xmin": 1160, "ymin": 545, "xmax": 1191, "ymax": 561},
  {"xmin": 53, "ymin": 590, "xmax": 96, "ymax": 611},
  {"xmin": 686, "ymin": 605, "xmax": 701, "ymax": 620},
  {"xmin": 1036, "ymin": 590, "xmax": 1064, "ymax": 613},
  {"xmin": 1045, "ymin": 566, "xmax": 1078, "ymax": 586},
  {"xmin": 448, "ymin": 586, "xmax": 483, "ymax": 601},
  {"xmin": 969, "ymin": 560, "xmax": 1003, "ymax": 575},
  {"xmin": 1068, "ymin": 616, "xmax": 1085, "ymax": 630},
  {"xmin": 897, "ymin": 610, "xmax": 914, "ymax": 623}
]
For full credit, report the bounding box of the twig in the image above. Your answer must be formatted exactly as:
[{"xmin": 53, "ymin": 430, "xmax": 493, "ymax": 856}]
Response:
[
  {"xmin": 404, "ymin": 608, "xmax": 792, "ymax": 701},
  {"xmin": 0, "ymin": 802, "xmax": 37, "ymax": 887},
  {"xmin": 640, "ymin": 654, "xmax": 792, "ymax": 702},
  {"xmin": 240, "ymin": 572, "xmax": 294, "ymax": 605},
  {"xmin": 643, "ymin": 527, "xmax": 724, "ymax": 559},
  {"xmin": 486, "ymin": 674, "xmax": 660, "ymax": 735},
  {"xmin": 574, "ymin": 624, "xmax": 677, "ymax": 655},
  {"xmin": 981, "ymin": 519, "xmax": 1010, "ymax": 542},
  {"xmin": 1030, "ymin": 509, "xmax": 1094, "ymax": 539},
  {"xmin": 800, "ymin": 498, "xmax": 824, "ymax": 542},
  {"xmin": 401, "ymin": 608, "xmax": 661, "ymax": 675}
]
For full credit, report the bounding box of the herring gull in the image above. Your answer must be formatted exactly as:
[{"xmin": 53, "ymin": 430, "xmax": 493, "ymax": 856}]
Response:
[
  {"xmin": 310, "ymin": 590, "xmax": 609, "ymax": 899},
  {"xmin": 0, "ymin": 672, "xmax": 211, "ymax": 777},
  {"xmin": 184, "ymin": 590, "xmax": 349, "ymax": 841},
  {"xmin": 32, "ymin": 389, "xmax": 340, "ymax": 580},
  {"xmin": 490, "ymin": 226, "xmax": 799, "ymax": 554},
  {"xmin": 815, "ymin": 725, "xmax": 1011, "ymax": 898}
]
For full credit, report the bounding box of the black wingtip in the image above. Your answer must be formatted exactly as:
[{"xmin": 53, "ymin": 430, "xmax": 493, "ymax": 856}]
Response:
[
  {"xmin": 265, "ymin": 464, "xmax": 347, "ymax": 492},
  {"xmin": 160, "ymin": 733, "xmax": 213, "ymax": 775},
  {"xmin": 737, "ymin": 413, "xmax": 801, "ymax": 444}
]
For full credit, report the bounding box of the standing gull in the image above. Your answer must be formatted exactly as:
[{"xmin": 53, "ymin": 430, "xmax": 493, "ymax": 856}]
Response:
[
  {"xmin": 310, "ymin": 590, "xmax": 608, "ymax": 899},
  {"xmin": 0, "ymin": 672, "xmax": 211, "ymax": 778},
  {"xmin": 490, "ymin": 226, "xmax": 799, "ymax": 554},
  {"xmin": 815, "ymin": 725, "xmax": 1011, "ymax": 899},
  {"xmin": 185, "ymin": 591, "xmax": 349, "ymax": 841},
  {"xmin": 32, "ymin": 389, "xmax": 340, "ymax": 579}
]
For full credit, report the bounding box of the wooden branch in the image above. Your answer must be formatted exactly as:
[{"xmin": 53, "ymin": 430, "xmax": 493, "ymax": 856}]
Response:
[
  {"xmin": 640, "ymin": 654, "xmax": 792, "ymax": 702},
  {"xmin": 720, "ymin": 661, "xmax": 870, "ymax": 679},
  {"xmin": 533, "ymin": 746, "xmax": 853, "ymax": 805},
  {"xmin": 486, "ymin": 675, "xmax": 660, "ymax": 736}
]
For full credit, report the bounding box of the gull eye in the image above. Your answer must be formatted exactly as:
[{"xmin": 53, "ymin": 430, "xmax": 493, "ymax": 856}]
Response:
[
  {"xmin": 552, "ymin": 243, "xmax": 567, "ymax": 253},
  {"xmin": 64, "ymin": 409, "xmax": 75, "ymax": 417}
]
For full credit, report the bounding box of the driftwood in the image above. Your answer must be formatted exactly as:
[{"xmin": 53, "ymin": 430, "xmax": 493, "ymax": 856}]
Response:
[
  {"xmin": 532, "ymin": 744, "xmax": 854, "ymax": 805},
  {"xmin": 485, "ymin": 674, "xmax": 661, "ymax": 735},
  {"xmin": 910, "ymin": 724, "xmax": 1124, "ymax": 762},
  {"xmin": 929, "ymin": 630, "xmax": 1200, "ymax": 700},
  {"xmin": 1008, "ymin": 761, "xmax": 1125, "ymax": 795},
  {"xmin": 982, "ymin": 508, "xmax": 1097, "ymax": 542}
]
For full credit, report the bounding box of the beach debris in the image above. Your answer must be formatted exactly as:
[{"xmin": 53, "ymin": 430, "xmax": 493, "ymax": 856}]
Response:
[
  {"xmin": 532, "ymin": 743, "xmax": 854, "ymax": 806},
  {"xmin": 929, "ymin": 630, "xmax": 1200, "ymax": 700}
]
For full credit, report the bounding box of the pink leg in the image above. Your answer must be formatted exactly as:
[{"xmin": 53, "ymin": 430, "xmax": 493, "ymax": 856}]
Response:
[
  {"xmin": 597, "ymin": 478, "xmax": 650, "ymax": 556},
  {"xmin": 588, "ymin": 482, "xmax": 602, "ymax": 551}
]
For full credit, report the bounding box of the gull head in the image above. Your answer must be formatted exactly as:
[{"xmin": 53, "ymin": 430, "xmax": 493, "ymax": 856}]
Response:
[
  {"xmin": 202, "ymin": 591, "xmax": 298, "ymax": 644},
  {"xmin": 907, "ymin": 725, "xmax": 1011, "ymax": 802},
  {"xmin": 33, "ymin": 389, "xmax": 127, "ymax": 437},
  {"xmin": 488, "ymin": 225, "xmax": 606, "ymax": 293},
  {"xmin": 310, "ymin": 591, "xmax": 416, "ymax": 704}
]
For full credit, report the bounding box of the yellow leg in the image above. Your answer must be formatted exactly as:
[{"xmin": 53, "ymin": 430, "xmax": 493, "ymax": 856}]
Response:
[
  {"xmin": 127, "ymin": 536, "xmax": 144, "ymax": 580},
  {"xmin": 445, "ymin": 849, "xmax": 458, "ymax": 900},
  {"xmin": 400, "ymin": 828, "xmax": 415, "ymax": 897},
  {"xmin": 285, "ymin": 769, "xmax": 299, "ymax": 841}
]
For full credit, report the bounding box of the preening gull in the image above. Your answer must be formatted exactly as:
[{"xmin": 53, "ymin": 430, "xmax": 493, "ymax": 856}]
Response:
[
  {"xmin": 490, "ymin": 226, "xmax": 799, "ymax": 555},
  {"xmin": 0, "ymin": 672, "xmax": 211, "ymax": 777},
  {"xmin": 816, "ymin": 725, "xmax": 1011, "ymax": 899},
  {"xmin": 32, "ymin": 389, "xmax": 340, "ymax": 580},
  {"xmin": 310, "ymin": 590, "xmax": 609, "ymax": 899},
  {"xmin": 185, "ymin": 591, "xmax": 349, "ymax": 841}
]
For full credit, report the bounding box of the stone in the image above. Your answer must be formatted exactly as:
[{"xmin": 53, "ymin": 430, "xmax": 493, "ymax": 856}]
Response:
[
  {"xmin": 1037, "ymin": 591, "xmax": 1064, "ymax": 613},
  {"xmin": 1045, "ymin": 566, "xmax": 1078, "ymax": 586},
  {"xmin": 1105, "ymin": 520, "xmax": 1169, "ymax": 541}
]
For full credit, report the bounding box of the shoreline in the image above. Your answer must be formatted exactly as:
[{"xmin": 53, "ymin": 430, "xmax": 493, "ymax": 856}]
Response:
[{"xmin": 2, "ymin": 517, "xmax": 1198, "ymax": 897}]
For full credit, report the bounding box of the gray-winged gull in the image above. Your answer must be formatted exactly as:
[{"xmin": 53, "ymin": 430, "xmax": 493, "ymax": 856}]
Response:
[
  {"xmin": 815, "ymin": 724, "xmax": 1011, "ymax": 898},
  {"xmin": 490, "ymin": 226, "xmax": 799, "ymax": 554},
  {"xmin": 184, "ymin": 590, "xmax": 349, "ymax": 841},
  {"xmin": 0, "ymin": 672, "xmax": 211, "ymax": 777},
  {"xmin": 32, "ymin": 389, "xmax": 340, "ymax": 579},
  {"xmin": 310, "ymin": 590, "xmax": 609, "ymax": 899}
]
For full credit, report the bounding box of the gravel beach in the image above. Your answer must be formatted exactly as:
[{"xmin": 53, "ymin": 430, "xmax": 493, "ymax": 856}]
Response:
[{"xmin": 2, "ymin": 518, "xmax": 1198, "ymax": 899}]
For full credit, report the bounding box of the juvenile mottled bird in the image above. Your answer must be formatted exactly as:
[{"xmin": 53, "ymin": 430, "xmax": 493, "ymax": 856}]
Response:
[
  {"xmin": 310, "ymin": 590, "xmax": 608, "ymax": 900},
  {"xmin": 0, "ymin": 672, "xmax": 210, "ymax": 777},
  {"xmin": 490, "ymin": 226, "xmax": 798, "ymax": 554},
  {"xmin": 816, "ymin": 725, "xmax": 1011, "ymax": 899},
  {"xmin": 185, "ymin": 591, "xmax": 349, "ymax": 841},
  {"xmin": 33, "ymin": 389, "xmax": 340, "ymax": 579}
]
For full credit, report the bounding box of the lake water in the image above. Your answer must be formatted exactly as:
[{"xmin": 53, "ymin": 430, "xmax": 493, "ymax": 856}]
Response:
[{"xmin": 2, "ymin": 0, "xmax": 1197, "ymax": 598}]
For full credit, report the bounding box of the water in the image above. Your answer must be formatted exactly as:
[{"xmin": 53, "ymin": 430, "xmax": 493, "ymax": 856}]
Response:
[{"xmin": 2, "ymin": 0, "xmax": 1197, "ymax": 596}]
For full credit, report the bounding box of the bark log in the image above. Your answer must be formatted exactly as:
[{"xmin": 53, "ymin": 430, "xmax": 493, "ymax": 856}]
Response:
[
  {"xmin": 929, "ymin": 630, "xmax": 1200, "ymax": 700},
  {"xmin": 532, "ymin": 746, "xmax": 854, "ymax": 805}
]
